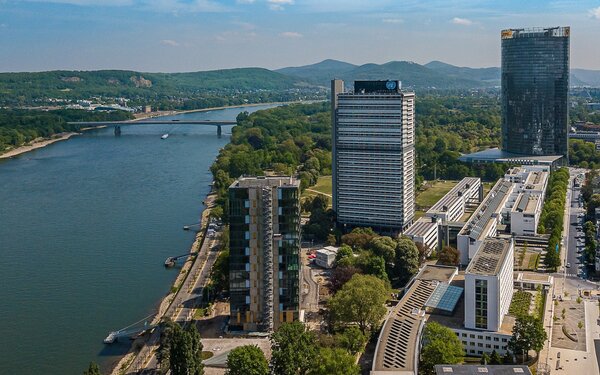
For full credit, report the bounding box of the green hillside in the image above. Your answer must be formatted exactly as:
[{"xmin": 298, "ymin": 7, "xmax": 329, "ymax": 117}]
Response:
[{"xmin": 0, "ymin": 68, "xmax": 314, "ymax": 107}]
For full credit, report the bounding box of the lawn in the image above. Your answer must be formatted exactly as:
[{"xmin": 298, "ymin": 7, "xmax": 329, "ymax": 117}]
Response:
[
  {"xmin": 509, "ymin": 290, "xmax": 533, "ymax": 317},
  {"xmin": 302, "ymin": 175, "xmax": 332, "ymax": 199},
  {"xmin": 416, "ymin": 180, "xmax": 459, "ymax": 209}
]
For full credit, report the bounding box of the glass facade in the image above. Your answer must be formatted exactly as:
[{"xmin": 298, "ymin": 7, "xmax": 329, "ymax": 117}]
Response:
[
  {"xmin": 228, "ymin": 177, "xmax": 300, "ymax": 331},
  {"xmin": 475, "ymin": 279, "xmax": 488, "ymax": 329},
  {"xmin": 501, "ymin": 27, "xmax": 570, "ymax": 159},
  {"xmin": 228, "ymin": 188, "xmax": 250, "ymax": 317}
]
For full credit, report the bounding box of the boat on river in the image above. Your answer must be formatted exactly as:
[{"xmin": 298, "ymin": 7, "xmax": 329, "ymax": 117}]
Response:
[{"xmin": 161, "ymin": 134, "xmax": 169, "ymax": 139}]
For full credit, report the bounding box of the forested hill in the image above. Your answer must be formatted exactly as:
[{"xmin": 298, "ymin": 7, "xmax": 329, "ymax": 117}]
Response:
[{"xmin": 0, "ymin": 68, "xmax": 310, "ymax": 106}]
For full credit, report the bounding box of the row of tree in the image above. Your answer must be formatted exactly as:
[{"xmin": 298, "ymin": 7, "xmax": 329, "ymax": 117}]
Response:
[{"xmin": 538, "ymin": 168, "xmax": 570, "ymax": 271}]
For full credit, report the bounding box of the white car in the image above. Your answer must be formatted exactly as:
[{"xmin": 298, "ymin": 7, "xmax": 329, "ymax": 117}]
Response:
[{"xmin": 566, "ymin": 262, "xmax": 571, "ymax": 268}]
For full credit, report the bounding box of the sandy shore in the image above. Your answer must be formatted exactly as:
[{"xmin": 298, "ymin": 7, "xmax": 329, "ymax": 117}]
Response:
[{"xmin": 0, "ymin": 132, "xmax": 80, "ymax": 160}]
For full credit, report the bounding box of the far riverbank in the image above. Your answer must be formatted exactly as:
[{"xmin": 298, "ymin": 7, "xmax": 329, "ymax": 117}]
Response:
[{"xmin": 0, "ymin": 101, "xmax": 307, "ymax": 160}]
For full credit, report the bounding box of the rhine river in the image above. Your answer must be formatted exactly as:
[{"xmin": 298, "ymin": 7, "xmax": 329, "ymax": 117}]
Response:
[{"xmin": 0, "ymin": 104, "xmax": 277, "ymax": 375}]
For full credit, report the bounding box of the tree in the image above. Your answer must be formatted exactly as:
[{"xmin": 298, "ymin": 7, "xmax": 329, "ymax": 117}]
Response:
[
  {"xmin": 420, "ymin": 322, "xmax": 464, "ymax": 375},
  {"xmin": 329, "ymin": 265, "xmax": 361, "ymax": 293},
  {"xmin": 270, "ymin": 322, "xmax": 319, "ymax": 375},
  {"xmin": 368, "ymin": 236, "xmax": 396, "ymax": 264},
  {"xmin": 335, "ymin": 244, "xmax": 354, "ymax": 265},
  {"xmin": 335, "ymin": 326, "xmax": 367, "ymax": 355},
  {"xmin": 480, "ymin": 352, "xmax": 490, "ymax": 365},
  {"xmin": 438, "ymin": 246, "xmax": 460, "ymax": 266},
  {"xmin": 170, "ymin": 324, "xmax": 204, "ymax": 375},
  {"xmin": 328, "ymin": 274, "xmax": 389, "ymax": 334},
  {"xmin": 83, "ymin": 362, "xmax": 101, "ymax": 375},
  {"xmin": 308, "ymin": 348, "xmax": 360, "ymax": 375},
  {"xmin": 341, "ymin": 227, "xmax": 377, "ymax": 250},
  {"xmin": 354, "ymin": 252, "xmax": 389, "ymax": 282},
  {"xmin": 508, "ymin": 315, "xmax": 547, "ymax": 361},
  {"xmin": 490, "ymin": 350, "xmax": 502, "ymax": 365},
  {"xmin": 415, "ymin": 242, "xmax": 429, "ymax": 265},
  {"xmin": 327, "ymin": 234, "xmax": 337, "ymax": 246},
  {"xmin": 393, "ymin": 238, "xmax": 420, "ymax": 286},
  {"xmin": 226, "ymin": 345, "xmax": 269, "ymax": 375}
]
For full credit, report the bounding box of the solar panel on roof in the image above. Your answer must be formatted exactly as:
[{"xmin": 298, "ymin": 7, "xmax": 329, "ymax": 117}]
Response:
[{"xmin": 424, "ymin": 284, "xmax": 463, "ymax": 312}]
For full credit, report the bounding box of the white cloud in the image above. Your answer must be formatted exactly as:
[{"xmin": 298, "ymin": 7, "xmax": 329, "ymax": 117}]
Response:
[
  {"xmin": 452, "ymin": 17, "xmax": 473, "ymax": 26},
  {"xmin": 160, "ymin": 39, "xmax": 180, "ymax": 46},
  {"xmin": 590, "ymin": 6, "xmax": 600, "ymax": 20},
  {"xmin": 268, "ymin": 0, "xmax": 293, "ymax": 11},
  {"xmin": 382, "ymin": 18, "xmax": 403, "ymax": 24},
  {"xmin": 21, "ymin": 0, "xmax": 227, "ymax": 12},
  {"xmin": 280, "ymin": 31, "xmax": 302, "ymax": 38}
]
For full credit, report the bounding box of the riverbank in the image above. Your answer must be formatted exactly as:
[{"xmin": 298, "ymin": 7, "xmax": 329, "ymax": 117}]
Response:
[
  {"xmin": 0, "ymin": 132, "xmax": 80, "ymax": 160},
  {"xmin": 0, "ymin": 101, "xmax": 302, "ymax": 160}
]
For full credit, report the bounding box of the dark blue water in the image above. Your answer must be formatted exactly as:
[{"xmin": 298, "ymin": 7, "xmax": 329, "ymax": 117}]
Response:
[{"xmin": 0, "ymin": 105, "xmax": 276, "ymax": 375}]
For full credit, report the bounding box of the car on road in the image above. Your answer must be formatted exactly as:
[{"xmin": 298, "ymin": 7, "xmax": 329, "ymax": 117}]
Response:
[{"xmin": 566, "ymin": 262, "xmax": 571, "ymax": 268}]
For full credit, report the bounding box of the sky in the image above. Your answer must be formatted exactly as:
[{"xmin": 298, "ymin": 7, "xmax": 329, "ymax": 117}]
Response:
[{"xmin": 0, "ymin": 0, "xmax": 599, "ymax": 72}]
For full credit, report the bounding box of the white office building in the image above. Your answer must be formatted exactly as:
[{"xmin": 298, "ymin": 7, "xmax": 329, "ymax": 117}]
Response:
[
  {"xmin": 332, "ymin": 79, "xmax": 415, "ymax": 232},
  {"xmin": 464, "ymin": 238, "xmax": 514, "ymax": 332}
]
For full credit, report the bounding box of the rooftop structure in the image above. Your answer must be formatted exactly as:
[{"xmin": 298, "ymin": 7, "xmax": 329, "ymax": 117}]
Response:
[
  {"xmin": 371, "ymin": 265, "xmax": 458, "ymax": 375},
  {"xmin": 434, "ymin": 365, "xmax": 532, "ymax": 375},
  {"xmin": 466, "ymin": 239, "xmax": 513, "ymax": 276},
  {"xmin": 405, "ymin": 178, "xmax": 482, "ymax": 253},
  {"xmin": 404, "ymin": 216, "xmax": 440, "ymax": 253},
  {"xmin": 426, "ymin": 177, "xmax": 482, "ymax": 223},
  {"xmin": 458, "ymin": 148, "xmax": 564, "ymax": 169},
  {"xmin": 457, "ymin": 180, "xmax": 513, "ymax": 264}
]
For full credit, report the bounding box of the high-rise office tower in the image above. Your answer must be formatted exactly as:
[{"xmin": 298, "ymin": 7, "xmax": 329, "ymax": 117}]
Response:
[
  {"xmin": 228, "ymin": 176, "xmax": 301, "ymax": 332},
  {"xmin": 332, "ymin": 80, "xmax": 415, "ymax": 232},
  {"xmin": 501, "ymin": 27, "xmax": 570, "ymax": 159}
]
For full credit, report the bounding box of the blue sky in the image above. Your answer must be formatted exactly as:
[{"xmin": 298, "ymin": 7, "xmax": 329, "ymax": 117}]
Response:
[{"xmin": 0, "ymin": 0, "xmax": 599, "ymax": 72}]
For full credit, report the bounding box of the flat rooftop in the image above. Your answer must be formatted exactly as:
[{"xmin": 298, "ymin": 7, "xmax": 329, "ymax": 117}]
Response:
[
  {"xmin": 513, "ymin": 193, "xmax": 541, "ymax": 214},
  {"xmin": 404, "ymin": 217, "xmax": 438, "ymax": 237},
  {"xmin": 458, "ymin": 147, "xmax": 563, "ymax": 165},
  {"xmin": 428, "ymin": 177, "xmax": 481, "ymax": 215},
  {"xmin": 435, "ymin": 364, "xmax": 532, "ymax": 375},
  {"xmin": 372, "ymin": 265, "xmax": 458, "ymax": 374},
  {"xmin": 230, "ymin": 175, "xmax": 299, "ymax": 189},
  {"xmin": 466, "ymin": 238, "xmax": 512, "ymax": 276},
  {"xmin": 460, "ymin": 180, "xmax": 512, "ymax": 240}
]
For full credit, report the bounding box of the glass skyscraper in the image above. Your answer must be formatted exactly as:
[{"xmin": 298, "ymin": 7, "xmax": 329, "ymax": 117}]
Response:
[{"xmin": 501, "ymin": 27, "xmax": 570, "ymax": 159}]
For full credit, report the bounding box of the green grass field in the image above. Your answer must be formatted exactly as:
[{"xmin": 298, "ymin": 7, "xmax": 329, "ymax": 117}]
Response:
[
  {"xmin": 302, "ymin": 175, "xmax": 332, "ymax": 198},
  {"xmin": 416, "ymin": 180, "xmax": 458, "ymax": 208}
]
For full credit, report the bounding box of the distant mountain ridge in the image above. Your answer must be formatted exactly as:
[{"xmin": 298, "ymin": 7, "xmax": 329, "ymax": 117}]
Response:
[{"xmin": 277, "ymin": 59, "xmax": 600, "ymax": 88}]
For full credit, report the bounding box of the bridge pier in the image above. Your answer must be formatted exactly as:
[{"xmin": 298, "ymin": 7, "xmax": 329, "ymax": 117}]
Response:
[
  {"xmin": 114, "ymin": 125, "xmax": 121, "ymax": 136},
  {"xmin": 217, "ymin": 125, "xmax": 222, "ymax": 137}
]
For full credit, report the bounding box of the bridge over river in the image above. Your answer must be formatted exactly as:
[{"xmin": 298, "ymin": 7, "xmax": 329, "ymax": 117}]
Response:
[{"xmin": 68, "ymin": 119, "xmax": 237, "ymax": 136}]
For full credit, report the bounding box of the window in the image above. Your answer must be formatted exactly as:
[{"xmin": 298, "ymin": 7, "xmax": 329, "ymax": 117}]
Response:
[
  {"xmin": 502, "ymin": 338, "xmax": 508, "ymax": 343},
  {"xmin": 470, "ymin": 334, "xmax": 475, "ymax": 338},
  {"xmin": 494, "ymin": 337, "xmax": 499, "ymax": 342},
  {"xmin": 478, "ymin": 335, "xmax": 483, "ymax": 340},
  {"xmin": 462, "ymin": 333, "xmax": 468, "ymax": 338},
  {"xmin": 475, "ymin": 279, "xmax": 488, "ymax": 329}
]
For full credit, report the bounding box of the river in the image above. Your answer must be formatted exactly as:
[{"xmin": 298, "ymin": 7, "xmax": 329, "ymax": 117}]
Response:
[{"xmin": 0, "ymin": 104, "xmax": 278, "ymax": 375}]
